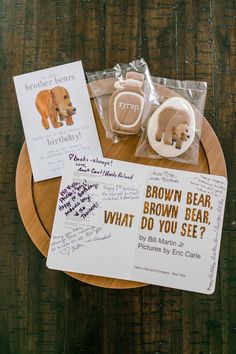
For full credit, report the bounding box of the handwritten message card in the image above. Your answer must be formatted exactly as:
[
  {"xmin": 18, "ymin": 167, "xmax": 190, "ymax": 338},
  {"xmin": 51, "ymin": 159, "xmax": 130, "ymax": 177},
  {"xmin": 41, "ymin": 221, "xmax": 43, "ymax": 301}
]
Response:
[
  {"xmin": 14, "ymin": 61, "xmax": 102, "ymax": 181},
  {"xmin": 47, "ymin": 155, "xmax": 227, "ymax": 294}
]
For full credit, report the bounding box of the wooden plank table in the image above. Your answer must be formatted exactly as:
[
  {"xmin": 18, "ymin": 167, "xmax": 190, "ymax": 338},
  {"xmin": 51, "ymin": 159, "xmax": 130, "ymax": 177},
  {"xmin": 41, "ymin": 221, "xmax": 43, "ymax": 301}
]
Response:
[{"xmin": 0, "ymin": 1, "xmax": 235, "ymax": 353}]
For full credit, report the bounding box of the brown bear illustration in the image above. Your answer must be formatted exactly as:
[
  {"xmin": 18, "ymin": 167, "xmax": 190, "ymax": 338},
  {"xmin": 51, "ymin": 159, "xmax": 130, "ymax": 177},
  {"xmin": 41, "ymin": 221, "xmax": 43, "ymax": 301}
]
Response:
[
  {"xmin": 156, "ymin": 107, "xmax": 190, "ymax": 149},
  {"xmin": 35, "ymin": 86, "xmax": 76, "ymax": 129}
]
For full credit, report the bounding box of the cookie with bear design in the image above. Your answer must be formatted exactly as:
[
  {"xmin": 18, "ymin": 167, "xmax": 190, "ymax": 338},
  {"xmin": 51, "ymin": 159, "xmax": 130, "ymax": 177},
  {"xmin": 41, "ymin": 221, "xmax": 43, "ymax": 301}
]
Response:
[{"xmin": 147, "ymin": 97, "xmax": 195, "ymax": 158}]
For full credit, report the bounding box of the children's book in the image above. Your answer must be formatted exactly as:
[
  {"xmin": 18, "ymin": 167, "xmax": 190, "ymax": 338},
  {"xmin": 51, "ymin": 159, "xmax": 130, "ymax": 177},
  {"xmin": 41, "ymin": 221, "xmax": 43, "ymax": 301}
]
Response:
[{"xmin": 47, "ymin": 154, "xmax": 227, "ymax": 294}]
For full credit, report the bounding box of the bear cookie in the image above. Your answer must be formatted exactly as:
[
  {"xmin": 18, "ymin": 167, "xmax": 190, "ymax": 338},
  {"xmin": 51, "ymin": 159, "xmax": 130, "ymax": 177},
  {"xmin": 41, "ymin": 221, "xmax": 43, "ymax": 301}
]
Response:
[
  {"xmin": 156, "ymin": 107, "xmax": 190, "ymax": 149},
  {"xmin": 147, "ymin": 97, "xmax": 195, "ymax": 158}
]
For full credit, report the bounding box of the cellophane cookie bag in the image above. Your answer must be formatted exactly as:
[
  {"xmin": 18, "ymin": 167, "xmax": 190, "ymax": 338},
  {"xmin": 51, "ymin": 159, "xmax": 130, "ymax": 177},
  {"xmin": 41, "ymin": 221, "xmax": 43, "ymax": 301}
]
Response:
[
  {"xmin": 135, "ymin": 77, "xmax": 207, "ymax": 165},
  {"xmin": 87, "ymin": 58, "xmax": 159, "ymax": 143}
]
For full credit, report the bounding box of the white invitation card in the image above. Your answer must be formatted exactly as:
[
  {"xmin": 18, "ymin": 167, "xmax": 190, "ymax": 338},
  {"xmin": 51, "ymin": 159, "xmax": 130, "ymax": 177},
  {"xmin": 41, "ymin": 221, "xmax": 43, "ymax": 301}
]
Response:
[
  {"xmin": 47, "ymin": 154, "xmax": 227, "ymax": 294},
  {"xmin": 14, "ymin": 61, "xmax": 102, "ymax": 181}
]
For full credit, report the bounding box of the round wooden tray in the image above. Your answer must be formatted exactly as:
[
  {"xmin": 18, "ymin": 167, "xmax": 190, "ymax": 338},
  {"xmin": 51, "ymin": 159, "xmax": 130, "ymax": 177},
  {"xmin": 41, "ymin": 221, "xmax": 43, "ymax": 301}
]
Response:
[{"xmin": 16, "ymin": 83, "xmax": 227, "ymax": 289}]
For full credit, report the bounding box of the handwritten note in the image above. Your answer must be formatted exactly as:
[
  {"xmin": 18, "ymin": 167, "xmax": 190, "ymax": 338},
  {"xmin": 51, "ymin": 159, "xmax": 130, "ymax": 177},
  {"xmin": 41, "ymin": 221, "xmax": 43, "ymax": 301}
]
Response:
[
  {"xmin": 101, "ymin": 184, "xmax": 140, "ymax": 201},
  {"xmin": 50, "ymin": 225, "xmax": 111, "ymax": 256},
  {"xmin": 47, "ymin": 154, "xmax": 227, "ymax": 294},
  {"xmin": 58, "ymin": 180, "xmax": 99, "ymax": 219}
]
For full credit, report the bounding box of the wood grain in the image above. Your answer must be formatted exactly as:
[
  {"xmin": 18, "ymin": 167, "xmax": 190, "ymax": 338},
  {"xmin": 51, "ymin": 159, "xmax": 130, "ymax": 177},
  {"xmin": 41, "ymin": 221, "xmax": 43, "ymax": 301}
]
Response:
[
  {"xmin": 0, "ymin": 1, "xmax": 28, "ymax": 353},
  {"xmin": 176, "ymin": 4, "xmax": 225, "ymax": 353},
  {"xmin": 0, "ymin": 0, "xmax": 235, "ymax": 353},
  {"xmin": 141, "ymin": 0, "xmax": 177, "ymax": 78},
  {"xmin": 105, "ymin": 0, "xmax": 141, "ymax": 67},
  {"xmin": 213, "ymin": 3, "xmax": 236, "ymax": 354}
]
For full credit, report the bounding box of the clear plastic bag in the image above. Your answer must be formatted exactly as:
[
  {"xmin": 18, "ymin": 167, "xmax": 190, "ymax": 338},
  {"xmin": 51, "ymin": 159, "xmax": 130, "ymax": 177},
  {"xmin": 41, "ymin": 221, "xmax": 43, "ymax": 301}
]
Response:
[
  {"xmin": 152, "ymin": 77, "xmax": 207, "ymax": 113},
  {"xmin": 135, "ymin": 77, "xmax": 207, "ymax": 165},
  {"xmin": 87, "ymin": 58, "xmax": 159, "ymax": 143}
]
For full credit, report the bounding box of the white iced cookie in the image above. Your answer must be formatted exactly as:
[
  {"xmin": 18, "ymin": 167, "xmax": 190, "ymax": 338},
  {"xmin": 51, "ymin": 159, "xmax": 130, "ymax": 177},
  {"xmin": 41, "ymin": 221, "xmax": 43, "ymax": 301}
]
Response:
[{"xmin": 147, "ymin": 97, "xmax": 196, "ymax": 157}]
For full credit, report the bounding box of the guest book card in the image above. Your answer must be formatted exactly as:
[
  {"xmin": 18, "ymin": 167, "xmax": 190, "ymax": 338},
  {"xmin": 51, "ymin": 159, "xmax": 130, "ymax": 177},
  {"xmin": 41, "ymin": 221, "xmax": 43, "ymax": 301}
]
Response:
[
  {"xmin": 47, "ymin": 155, "xmax": 227, "ymax": 294},
  {"xmin": 13, "ymin": 61, "xmax": 102, "ymax": 181}
]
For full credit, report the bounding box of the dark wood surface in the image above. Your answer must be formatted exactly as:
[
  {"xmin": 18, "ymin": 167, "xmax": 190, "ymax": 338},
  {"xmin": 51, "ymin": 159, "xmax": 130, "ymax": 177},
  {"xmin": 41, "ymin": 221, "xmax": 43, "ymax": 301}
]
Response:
[{"xmin": 0, "ymin": 1, "xmax": 235, "ymax": 353}]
